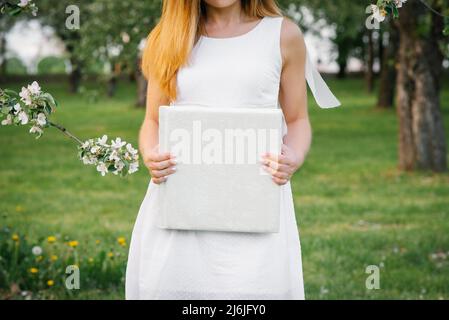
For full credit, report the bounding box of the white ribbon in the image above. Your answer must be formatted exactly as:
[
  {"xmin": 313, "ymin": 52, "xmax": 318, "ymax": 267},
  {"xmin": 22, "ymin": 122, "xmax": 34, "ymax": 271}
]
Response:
[{"xmin": 305, "ymin": 46, "xmax": 341, "ymax": 109}]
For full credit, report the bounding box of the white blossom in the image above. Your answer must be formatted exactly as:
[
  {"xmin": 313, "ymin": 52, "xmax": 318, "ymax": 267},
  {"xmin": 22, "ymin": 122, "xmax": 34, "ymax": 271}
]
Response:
[
  {"xmin": 81, "ymin": 140, "xmax": 90, "ymax": 149},
  {"xmin": 126, "ymin": 143, "xmax": 138, "ymax": 155},
  {"xmin": 90, "ymin": 146, "xmax": 100, "ymax": 154},
  {"xmin": 28, "ymin": 81, "xmax": 41, "ymax": 95},
  {"xmin": 18, "ymin": 111, "xmax": 29, "ymax": 125},
  {"xmin": 394, "ymin": 0, "xmax": 407, "ymax": 8},
  {"xmin": 13, "ymin": 103, "xmax": 21, "ymax": 114},
  {"xmin": 29, "ymin": 125, "xmax": 43, "ymax": 135},
  {"xmin": 111, "ymin": 137, "xmax": 126, "ymax": 149},
  {"xmin": 129, "ymin": 162, "xmax": 139, "ymax": 174},
  {"xmin": 371, "ymin": 5, "xmax": 386, "ymax": 22},
  {"xmin": 19, "ymin": 87, "xmax": 32, "ymax": 106},
  {"xmin": 96, "ymin": 162, "xmax": 108, "ymax": 176},
  {"xmin": 36, "ymin": 113, "xmax": 46, "ymax": 126},
  {"xmin": 17, "ymin": 0, "xmax": 30, "ymax": 8},
  {"xmin": 1, "ymin": 114, "xmax": 13, "ymax": 126},
  {"xmin": 31, "ymin": 246, "xmax": 42, "ymax": 256},
  {"xmin": 98, "ymin": 135, "xmax": 108, "ymax": 146},
  {"xmin": 82, "ymin": 156, "xmax": 96, "ymax": 165},
  {"xmin": 114, "ymin": 161, "xmax": 125, "ymax": 175},
  {"xmin": 109, "ymin": 149, "xmax": 120, "ymax": 162}
]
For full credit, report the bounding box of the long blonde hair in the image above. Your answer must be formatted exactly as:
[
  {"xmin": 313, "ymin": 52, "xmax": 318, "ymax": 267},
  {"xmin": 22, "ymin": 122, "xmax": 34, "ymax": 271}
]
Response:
[{"xmin": 141, "ymin": 0, "xmax": 282, "ymax": 101}]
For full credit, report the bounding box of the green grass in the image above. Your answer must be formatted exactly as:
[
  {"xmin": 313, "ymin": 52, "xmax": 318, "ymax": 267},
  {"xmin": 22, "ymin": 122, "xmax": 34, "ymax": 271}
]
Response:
[{"xmin": 1, "ymin": 77, "xmax": 449, "ymax": 299}]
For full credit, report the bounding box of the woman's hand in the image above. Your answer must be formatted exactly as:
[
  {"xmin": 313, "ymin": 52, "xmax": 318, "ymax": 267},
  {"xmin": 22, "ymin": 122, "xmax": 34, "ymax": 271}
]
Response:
[
  {"xmin": 144, "ymin": 145, "xmax": 177, "ymax": 184},
  {"xmin": 261, "ymin": 144, "xmax": 305, "ymax": 186}
]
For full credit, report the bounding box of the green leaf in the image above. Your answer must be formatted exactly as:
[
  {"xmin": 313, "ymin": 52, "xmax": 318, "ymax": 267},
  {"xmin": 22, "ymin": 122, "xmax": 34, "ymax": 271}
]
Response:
[
  {"xmin": 8, "ymin": 7, "xmax": 22, "ymax": 16},
  {"xmin": 41, "ymin": 93, "xmax": 58, "ymax": 110},
  {"xmin": 444, "ymin": 19, "xmax": 449, "ymax": 36},
  {"xmin": 2, "ymin": 89, "xmax": 18, "ymax": 96},
  {"xmin": 1, "ymin": 106, "xmax": 12, "ymax": 114},
  {"xmin": 44, "ymin": 105, "xmax": 52, "ymax": 115},
  {"xmin": 392, "ymin": 5, "xmax": 399, "ymax": 19}
]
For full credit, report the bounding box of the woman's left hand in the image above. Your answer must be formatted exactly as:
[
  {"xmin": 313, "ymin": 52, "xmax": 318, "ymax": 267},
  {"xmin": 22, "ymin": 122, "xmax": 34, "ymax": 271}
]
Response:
[{"xmin": 260, "ymin": 144, "xmax": 305, "ymax": 186}]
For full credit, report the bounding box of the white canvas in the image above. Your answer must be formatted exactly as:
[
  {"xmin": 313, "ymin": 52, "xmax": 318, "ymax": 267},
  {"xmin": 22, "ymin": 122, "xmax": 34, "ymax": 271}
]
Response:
[{"xmin": 157, "ymin": 105, "xmax": 283, "ymax": 233}]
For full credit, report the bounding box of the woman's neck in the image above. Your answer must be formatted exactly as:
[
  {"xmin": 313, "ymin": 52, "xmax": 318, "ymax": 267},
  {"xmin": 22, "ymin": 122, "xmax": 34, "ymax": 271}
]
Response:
[{"xmin": 204, "ymin": 1, "xmax": 244, "ymax": 27}]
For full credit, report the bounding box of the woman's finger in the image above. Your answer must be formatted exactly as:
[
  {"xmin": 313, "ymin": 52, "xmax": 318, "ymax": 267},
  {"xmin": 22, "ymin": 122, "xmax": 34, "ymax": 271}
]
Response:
[
  {"xmin": 262, "ymin": 152, "xmax": 280, "ymax": 163},
  {"xmin": 147, "ymin": 158, "xmax": 176, "ymax": 170},
  {"xmin": 151, "ymin": 166, "xmax": 177, "ymax": 178},
  {"xmin": 262, "ymin": 165, "xmax": 289, "ymax": 179},
  {"xmin": 272, "ymin": 176, "xmax": 288, "ymax": 186},
  {"xmin": 261, "ymin": 158, "xmax": 280, "ymax": 171},
  {"xmin": 152, "ymin": 177, "xmax": 167, "ymax": 184},
  {"xmin": 147, "ymin": 151, "xmax": 172, "ymax": 163}
]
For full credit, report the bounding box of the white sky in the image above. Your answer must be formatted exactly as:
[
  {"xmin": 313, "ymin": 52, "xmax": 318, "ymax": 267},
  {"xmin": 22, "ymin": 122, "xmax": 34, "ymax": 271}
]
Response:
[{"xmin": 5, "ymin": 20, "xmax": 363, "ymax": 75}]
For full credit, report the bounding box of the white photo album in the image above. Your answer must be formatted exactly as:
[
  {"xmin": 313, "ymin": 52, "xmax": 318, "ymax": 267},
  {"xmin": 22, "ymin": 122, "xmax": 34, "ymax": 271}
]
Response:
[{"xmin": 157, "ymin": 105, "xmax": 284, "ymax": 233}]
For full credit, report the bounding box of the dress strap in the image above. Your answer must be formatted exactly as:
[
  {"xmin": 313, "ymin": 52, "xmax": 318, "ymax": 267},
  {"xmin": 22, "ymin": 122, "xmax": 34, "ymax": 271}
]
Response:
[
  {"xmin": 304, "ymin": 44, "xmax": 341, "ymax": 108},
  {"xmin": 273, "ymin": 16, "xmax": 341, "ymax": 109}
]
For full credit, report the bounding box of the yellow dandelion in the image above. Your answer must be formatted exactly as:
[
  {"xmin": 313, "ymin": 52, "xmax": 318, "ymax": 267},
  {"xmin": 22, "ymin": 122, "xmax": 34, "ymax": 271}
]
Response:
[
  {"xmin": 68, "ymin": 240, "xmax": 79, "ymax": 248},
  {"xmin": 15, "ymin": 205, "xmax": 23, "ymax": 212},
  {"xmin": 95, "ymin": 239, "xmax": 101, "ymax": 245},
  {"xmin": 29, "ymin": 267, "xmax": 39, "ymax": 274},
  {"xmin": 47, "ymin": 280, "xmax": 54, "ymax": 287},
  {"xmin": 36, "ymin": 256, "xmax": 43, "ymax": 262},
  {"xmin": 11, "ymin": 234, "xmax": 19, "ymax": 242},
  {"xmin": 117, "ymin": 237, "xmax": 126, "ymax": 246},
  {"xmin": 50, "ymin": 255, "xmax": 58, "ymax": 262},
  {"xmin": 88, "ymin": 257, "xmax": 94, "ymax": 263},
  {"xmin": 107, "ymin": 252, "xmax": 114, "ymax": 258},
  {"xmin": 47, "ymin": 236, "xmax": 56, "ymax": 244}
]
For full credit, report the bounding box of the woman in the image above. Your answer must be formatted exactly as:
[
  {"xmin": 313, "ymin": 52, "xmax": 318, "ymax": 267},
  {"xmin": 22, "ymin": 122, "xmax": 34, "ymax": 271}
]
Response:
[{"xmin": 126, "ymin": 0, "xmax": 339, "ymax": 300}]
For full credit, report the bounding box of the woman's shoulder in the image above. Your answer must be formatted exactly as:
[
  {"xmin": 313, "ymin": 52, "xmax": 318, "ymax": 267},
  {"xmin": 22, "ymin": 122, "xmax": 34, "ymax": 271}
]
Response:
[
  {"xmin": 279, "ymin": 17, "xmax": 306, "ymax": 64},
  {"xmin": 280, "ymin": 17, "xmax": 304, "ymax": 46}
]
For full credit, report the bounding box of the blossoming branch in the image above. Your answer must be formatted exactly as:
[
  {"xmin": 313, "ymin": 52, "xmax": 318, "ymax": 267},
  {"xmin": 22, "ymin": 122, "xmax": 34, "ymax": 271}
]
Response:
[
  {"xmin": 370, "ymin": 0, "xmax": 407, "ymax": 22},
  {"xmin": 0, "ymin": 83, "xmax": 139, "ymax": 177},
  {"xmin": 0, "ymin": 0, "xmax": 38, "ymax": 16}
]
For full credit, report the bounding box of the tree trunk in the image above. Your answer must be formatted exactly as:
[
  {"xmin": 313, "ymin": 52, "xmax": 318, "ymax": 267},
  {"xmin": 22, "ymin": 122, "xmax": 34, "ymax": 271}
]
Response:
[
  {"xmin": 365, "ymin": 30, "xmax": 375, "ymax": 93},
  {"xmin": 396, "ymin": 0, "xmax": 447, "ymax": 172},
  {"xmin": 0, "ymin": 32, "xmax": 6, "ymax": 77},
  {"xmin": 107, "ymin": 62, "xmax": 122, "ymax": 97},
  {"xmin": 68, "ymin": 53, "xmax": 81, "ymax": 94},
  {"xmin": 64, "ymin": 36, "xmax": 82, "ymax": 94},
  {"xmin": 337, "ymin": 60, "xmax": 347, "ymax": 79},
  {"xmin": 107, "ymin": 76, "xmax": 117, "ymax": 98},
  {"xmin": 377, "ymin": 22, "xmax": 398, "ymax": 109},
  {"xmin": 336, "ymin": 37, "xmax": 348, "ymax": 79},
  {"xmin": 135, "ymin": 57, "xmax": 147, "ymax": 108}
]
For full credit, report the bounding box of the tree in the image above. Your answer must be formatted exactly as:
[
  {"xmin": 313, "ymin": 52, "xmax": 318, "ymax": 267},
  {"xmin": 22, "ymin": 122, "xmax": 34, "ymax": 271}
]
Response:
[
  {"xmin": 377, "ymin": 20, "xmax": 398, "ymax": 109},
  {"xmin": 0, "ymin": 13, "xmax": 15, "ymax": 77},
  {"xmin": 285, "ymin": 0, "xmax": 368, "ymax": 78},
  {"xmin": 36, "ymin": 0, "xmax": 92, "ymax": 93},
  {"xmin": 37, "ymin": 56, "xmax": 66, "ymax": 75},
  {"xmin": 75, "ymin": 0, "xmax": 161, "ymax": 104},
  {"xmin": 395, "ymin": 0, "xmax": 447, "ymax": 172}
]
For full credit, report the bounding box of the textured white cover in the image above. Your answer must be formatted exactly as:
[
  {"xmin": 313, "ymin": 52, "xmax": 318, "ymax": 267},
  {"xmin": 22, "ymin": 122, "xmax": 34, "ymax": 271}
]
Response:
[{"xmin": 158, "ymin": 105, "xmax": 283, "ymax": 233}]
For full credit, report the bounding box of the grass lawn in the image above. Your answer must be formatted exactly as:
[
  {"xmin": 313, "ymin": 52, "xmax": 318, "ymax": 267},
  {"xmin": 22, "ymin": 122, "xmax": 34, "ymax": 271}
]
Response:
[{"xmin": 1, "ymin": 77, "xmax": 449, "ymax": 299}]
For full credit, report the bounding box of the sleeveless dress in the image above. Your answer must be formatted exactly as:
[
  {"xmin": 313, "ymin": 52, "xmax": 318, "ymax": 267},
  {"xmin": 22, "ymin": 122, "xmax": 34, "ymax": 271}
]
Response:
[{"xmin": 125, "ymin": 16, "xmax": 339, "ymax": 300}]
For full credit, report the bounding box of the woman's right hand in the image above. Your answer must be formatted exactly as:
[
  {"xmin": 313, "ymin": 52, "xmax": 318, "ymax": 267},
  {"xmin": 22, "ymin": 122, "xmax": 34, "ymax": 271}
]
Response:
[{"xmin": 144, "ymin": 145, "xmax": 177, "ymax": 184}]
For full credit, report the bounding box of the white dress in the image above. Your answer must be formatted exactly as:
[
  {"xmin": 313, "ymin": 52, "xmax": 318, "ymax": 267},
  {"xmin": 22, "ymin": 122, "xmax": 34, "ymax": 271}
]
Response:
[{"xmin": 125, "ymin": 16, "xmax": 339, "ymax": 300}]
